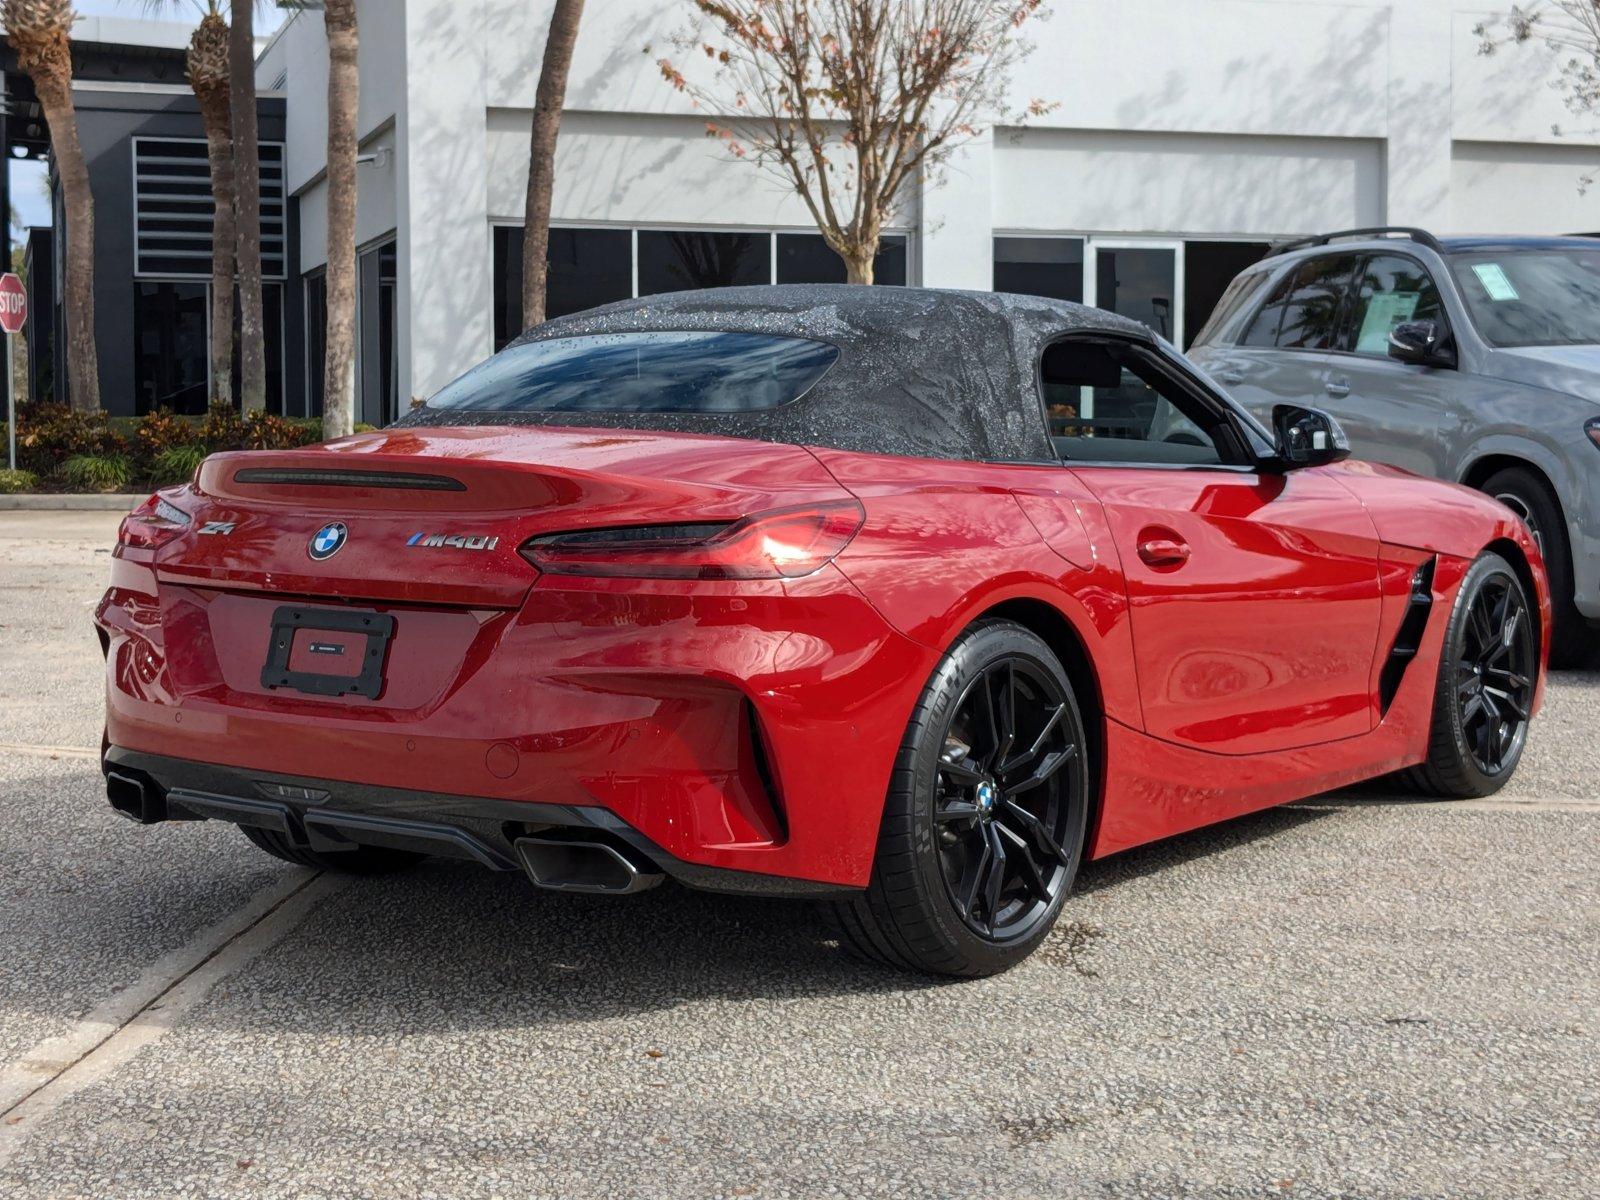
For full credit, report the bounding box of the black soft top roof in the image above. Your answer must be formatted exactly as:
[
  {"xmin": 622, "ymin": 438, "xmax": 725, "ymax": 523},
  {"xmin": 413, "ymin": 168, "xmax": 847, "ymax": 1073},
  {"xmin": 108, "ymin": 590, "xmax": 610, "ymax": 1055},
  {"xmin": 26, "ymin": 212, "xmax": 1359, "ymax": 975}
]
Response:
[{"xmin": 401, "ymin": 284, "xmax": 1156, "ymax": 462}]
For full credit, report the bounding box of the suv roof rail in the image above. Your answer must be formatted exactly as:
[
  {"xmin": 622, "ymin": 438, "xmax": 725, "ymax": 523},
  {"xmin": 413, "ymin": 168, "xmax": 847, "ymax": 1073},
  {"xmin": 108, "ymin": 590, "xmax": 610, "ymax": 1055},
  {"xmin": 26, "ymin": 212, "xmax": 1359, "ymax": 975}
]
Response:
[{"xmin": 1268, "ymin": 226, "xmax": 1445, "ymax": 256}]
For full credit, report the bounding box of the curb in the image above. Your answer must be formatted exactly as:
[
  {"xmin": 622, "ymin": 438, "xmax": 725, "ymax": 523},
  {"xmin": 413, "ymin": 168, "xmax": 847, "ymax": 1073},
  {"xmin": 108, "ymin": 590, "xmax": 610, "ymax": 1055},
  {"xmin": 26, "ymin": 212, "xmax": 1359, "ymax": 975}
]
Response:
[{"xmin": 0, "ymin": 493, "xmax": 144, "ymax": 512}]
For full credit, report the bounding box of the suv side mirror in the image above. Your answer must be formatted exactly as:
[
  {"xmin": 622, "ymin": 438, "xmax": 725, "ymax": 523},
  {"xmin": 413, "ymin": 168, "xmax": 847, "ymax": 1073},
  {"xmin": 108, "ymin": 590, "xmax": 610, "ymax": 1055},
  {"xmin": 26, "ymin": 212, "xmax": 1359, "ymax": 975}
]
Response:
[
  {"xmin": 1388, "ymin": 319, "xmax": 1456, "ymax": 368},
  {"xmin": 1271, "ymin": 404, "xmax": 1351, "ymax": 469}
]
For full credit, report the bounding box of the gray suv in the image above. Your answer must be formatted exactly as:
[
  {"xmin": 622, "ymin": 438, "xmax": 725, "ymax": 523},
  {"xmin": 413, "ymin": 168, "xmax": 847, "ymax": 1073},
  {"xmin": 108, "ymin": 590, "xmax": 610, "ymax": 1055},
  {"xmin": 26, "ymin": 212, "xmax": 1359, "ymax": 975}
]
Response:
[{"xmin": 1189, "ymin": 228, "xmax": 1600, "ymax": 664}]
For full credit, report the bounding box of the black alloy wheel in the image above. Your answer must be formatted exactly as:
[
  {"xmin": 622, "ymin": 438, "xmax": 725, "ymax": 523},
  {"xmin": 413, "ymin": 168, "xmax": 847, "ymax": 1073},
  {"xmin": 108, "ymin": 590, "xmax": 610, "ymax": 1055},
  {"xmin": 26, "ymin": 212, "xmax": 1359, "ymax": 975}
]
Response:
[
  {"xmin": 828, "ymin": 620, "xmax": 1090, "ymax": 976},
  {"xmin": 1454, "ymin": 569, "xmax": 1536, "ymax": 776},
  {"xmin": 934, "ymin": 658, "xmax": 1080, "ymax": 942},
  {"xmin": 1404, "ymin": 551, "xmax": 1538, "ymax": 798}
]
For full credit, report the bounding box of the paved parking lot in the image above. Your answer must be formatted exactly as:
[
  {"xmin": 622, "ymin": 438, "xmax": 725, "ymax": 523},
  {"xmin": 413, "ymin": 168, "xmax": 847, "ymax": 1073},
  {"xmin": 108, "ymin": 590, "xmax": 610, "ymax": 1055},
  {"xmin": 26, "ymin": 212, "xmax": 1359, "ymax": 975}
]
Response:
[{"xmin": 1, "ymin": 510, "xmax": 1596, "ymax": 1199}]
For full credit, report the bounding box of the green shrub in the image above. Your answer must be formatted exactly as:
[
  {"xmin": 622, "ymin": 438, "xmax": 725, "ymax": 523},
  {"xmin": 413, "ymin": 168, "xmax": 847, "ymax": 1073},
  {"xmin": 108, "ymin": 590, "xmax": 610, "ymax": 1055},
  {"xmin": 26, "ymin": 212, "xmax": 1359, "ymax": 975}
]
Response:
[
  {"xmin": 0, "ymin": 467, "xmax": 38, "ymax": 494},
  {"xmin": 151, "ymin": 444, "xmax": 208, "ymax": 485},
  {"xmin": 15, "ymin": 404, "xmax": 122, "ymax": 475},
  {"xmin": 133, "ymin": 408, "xmax": 196, "ymax": 458},
  {"xmin": 60, "ymin": 453, "xmax": 132, "ymax": 493}
]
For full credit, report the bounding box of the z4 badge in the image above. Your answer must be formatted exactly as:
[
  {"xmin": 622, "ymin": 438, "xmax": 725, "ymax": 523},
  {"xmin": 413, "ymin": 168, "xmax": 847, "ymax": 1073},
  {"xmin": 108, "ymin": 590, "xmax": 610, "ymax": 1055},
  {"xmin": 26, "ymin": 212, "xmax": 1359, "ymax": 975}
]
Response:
[
  {"xmin": 406, "ymin": 532, "xmax": 500, "ymax": 551},
  {"xmin": 198, "ymin": 521, "xmax": 236, "ymax": 536}
]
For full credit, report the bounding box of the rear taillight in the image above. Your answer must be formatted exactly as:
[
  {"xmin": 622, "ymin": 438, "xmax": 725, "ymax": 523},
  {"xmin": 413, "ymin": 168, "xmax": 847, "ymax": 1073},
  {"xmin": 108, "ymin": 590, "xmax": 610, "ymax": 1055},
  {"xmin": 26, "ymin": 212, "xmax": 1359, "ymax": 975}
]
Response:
[
  {"xmin": 117, "ymin": 495, "xmax": 191, "ymax": 550},
  {"xmin": 521, "ymin": 501, "xmax": 865, "ymax": 580}
]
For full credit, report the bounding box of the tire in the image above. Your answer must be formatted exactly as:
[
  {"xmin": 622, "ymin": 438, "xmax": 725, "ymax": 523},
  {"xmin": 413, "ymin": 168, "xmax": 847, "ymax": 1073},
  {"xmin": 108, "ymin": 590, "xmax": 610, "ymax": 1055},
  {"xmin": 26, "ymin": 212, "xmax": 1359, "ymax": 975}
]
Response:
[
  {"xmin": 239, "ymin": 824, "xmax": 425, "ymax": 874},
  {"xmin": 1480, "ymin": 466, "xmax": 1591, "ymax": 667},
  {"xmin": 829, "ymin": 620, "xmax": 1090, "ymax": 977},
  {"xmin": 1401, "ymin": 551, "xmax": 1538, "ymax": 799}
]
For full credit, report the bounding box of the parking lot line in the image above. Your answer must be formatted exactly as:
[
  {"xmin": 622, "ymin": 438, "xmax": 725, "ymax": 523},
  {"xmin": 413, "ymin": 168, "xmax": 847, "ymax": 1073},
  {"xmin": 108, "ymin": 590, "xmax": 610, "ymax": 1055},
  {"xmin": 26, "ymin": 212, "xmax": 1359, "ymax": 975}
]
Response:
[
  {"xmin": 0, "ymin": 743, "xmax": 98, "ymax": 760},
  {"xmin": 0, "ymin": 871, "xmax": 347, "ymax": 1165}
]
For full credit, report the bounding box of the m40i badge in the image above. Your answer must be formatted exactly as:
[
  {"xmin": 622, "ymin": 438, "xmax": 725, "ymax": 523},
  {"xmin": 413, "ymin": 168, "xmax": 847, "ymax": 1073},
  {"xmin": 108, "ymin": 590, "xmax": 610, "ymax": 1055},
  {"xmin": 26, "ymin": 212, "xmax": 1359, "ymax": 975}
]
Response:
[{"xmin": 406, "ymin": 532, "xmax": 500, "ymax": 551}]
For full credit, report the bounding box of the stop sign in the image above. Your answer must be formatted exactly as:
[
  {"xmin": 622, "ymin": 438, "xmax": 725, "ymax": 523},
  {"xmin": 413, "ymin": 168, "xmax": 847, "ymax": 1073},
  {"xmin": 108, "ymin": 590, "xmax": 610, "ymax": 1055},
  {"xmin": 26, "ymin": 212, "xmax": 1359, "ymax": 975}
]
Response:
[{"xmin": 0, "ymin": 274, "xmax": 25, "ymax": 334}]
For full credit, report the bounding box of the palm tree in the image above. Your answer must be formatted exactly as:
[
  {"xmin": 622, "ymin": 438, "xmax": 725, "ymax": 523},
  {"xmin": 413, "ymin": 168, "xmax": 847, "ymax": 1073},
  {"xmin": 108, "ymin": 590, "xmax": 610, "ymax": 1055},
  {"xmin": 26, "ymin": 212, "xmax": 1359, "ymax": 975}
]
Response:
[
  {"xmin": 186, "ymin": 4, "xmax": 235, "ymax": 408},
  {"xmin": 321, "ymin": 0, "xmax": 357, "ymax": 438},
  {"xmin": 230, "ymin": 0, "xmax": 265, "ymax": 411},
  {"xmin": 3, "ymin": 0, "xmax": 100, "ymax": 412},
  {"xmin": 520, "ymin": 0, "xmax": 585, "ymax": 329}
]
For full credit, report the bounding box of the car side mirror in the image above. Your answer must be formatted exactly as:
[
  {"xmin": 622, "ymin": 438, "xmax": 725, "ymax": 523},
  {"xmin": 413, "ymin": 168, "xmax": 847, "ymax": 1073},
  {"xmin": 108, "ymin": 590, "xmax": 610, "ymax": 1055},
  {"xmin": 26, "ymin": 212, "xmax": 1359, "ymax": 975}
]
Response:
[
  {"xmin": 1387, "ymin": 319, "xmax": 1456, "ymax": 368},
  {"xmin": 1271, "ymin": 404, "xmax": 1351, "ymax": 470}
]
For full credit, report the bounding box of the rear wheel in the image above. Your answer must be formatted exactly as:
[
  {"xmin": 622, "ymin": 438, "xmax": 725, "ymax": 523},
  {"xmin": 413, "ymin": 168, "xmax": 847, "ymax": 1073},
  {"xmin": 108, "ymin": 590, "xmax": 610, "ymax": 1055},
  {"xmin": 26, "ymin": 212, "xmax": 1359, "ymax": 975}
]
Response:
[
  {"xmin": 239, "ymin": 825, "xmax": 425, "ymax": 874},
  {"xmin": 1480, "ymin": 466, "xmax": 1590, "ymax": 666},
  {"xmin": 830, "ymin": 621, "xmax": 1090, "ymax": 977},
  {"xmin": 1403, "ymin": 552, "xmax": 1537, "ymax": 798}
]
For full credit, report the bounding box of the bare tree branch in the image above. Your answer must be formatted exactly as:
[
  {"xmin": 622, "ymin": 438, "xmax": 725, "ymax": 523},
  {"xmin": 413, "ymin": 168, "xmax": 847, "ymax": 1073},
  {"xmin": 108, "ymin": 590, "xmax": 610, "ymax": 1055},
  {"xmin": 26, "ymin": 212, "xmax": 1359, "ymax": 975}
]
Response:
[{"xmin": 657, "ymin": 0, "xmax": 1050, "ymax": 283}]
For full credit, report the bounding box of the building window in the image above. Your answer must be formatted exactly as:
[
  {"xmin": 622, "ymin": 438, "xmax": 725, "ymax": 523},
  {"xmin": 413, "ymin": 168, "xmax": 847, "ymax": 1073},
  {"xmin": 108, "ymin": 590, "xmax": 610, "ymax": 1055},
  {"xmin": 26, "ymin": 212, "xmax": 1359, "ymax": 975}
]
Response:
[
  {"xmin": 775, "ymin": 233, "xmax": 907, "ymax": 285},
  {"xmin": 133, "ymin": 281, "xmax": 209, "ymax": 414},
  {"xmin": 303, "ymin": 271, "xmax": 327, "ymax": 418},
  {"xmin": 492, "ymin": 225, "xmax": 915, "ymax": 349},
  {"xmin": 358, "ymin": 240, "xmax": 398, "ymax": 425},
  {"xmin": 493, "ymin": 226, "xmax": 633, "ymax": 350},
  {"xmin": 1182, "ymin": 241, "xmax": 1271, "ymax": 348},
  {"xmin": 133, "ymin": 137, "xmax": 287, "ymax": 280},
  {"xmin": 637, "ymin": 230, "xmax": 768, "ymax": 295},
  {"xmin": 230, "ymin": 283, "xmax": 286, "ymax": 414},
  {"xmin": 994, "ymin": 237, "xmax": 1085, "ymax": 304}
]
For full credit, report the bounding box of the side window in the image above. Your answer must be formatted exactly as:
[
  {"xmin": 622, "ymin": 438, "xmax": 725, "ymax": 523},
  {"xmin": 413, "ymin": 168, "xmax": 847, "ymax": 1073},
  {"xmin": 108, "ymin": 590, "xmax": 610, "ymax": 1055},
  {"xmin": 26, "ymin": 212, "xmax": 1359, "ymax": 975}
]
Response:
[
  {"xmin": 1192, "ymin": 271, "xmax": 1269, "ymax": 347},
  {"xmin": 1275, "ymin": 254, "xmax": 1360, "ymax": 350},
  {"xmin": 1041, "ymin": 339, "xmax": 1237, "ymax": 467},
  {"xmin": 1346, "ymin": 254, "xmax": 1447, "ymax": 357},
  {"xmin": 1239, "ymin": 270, "xmax": 1294, "ymax": 347}
]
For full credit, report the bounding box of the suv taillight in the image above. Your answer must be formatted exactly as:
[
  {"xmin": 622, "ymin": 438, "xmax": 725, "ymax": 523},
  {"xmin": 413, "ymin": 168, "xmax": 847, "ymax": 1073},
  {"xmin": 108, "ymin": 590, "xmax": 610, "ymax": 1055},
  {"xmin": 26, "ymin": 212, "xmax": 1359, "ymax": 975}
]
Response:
[
  {"xmin": 520, "ymin": 501, "xmax": 865, "ymax": 580},
  {"xmin": 117, "ymin": 494, "xmax": 191, "ymax": 550}
]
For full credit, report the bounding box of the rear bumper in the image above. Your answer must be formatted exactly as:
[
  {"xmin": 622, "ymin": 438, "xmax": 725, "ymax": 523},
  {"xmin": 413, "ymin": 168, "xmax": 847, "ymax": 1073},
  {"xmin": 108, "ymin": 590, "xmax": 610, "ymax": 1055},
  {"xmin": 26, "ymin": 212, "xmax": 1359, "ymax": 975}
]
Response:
[
  {"xmin": 104, "ymin": 747, "xmax": 858, "ymax": 898},
  {"xmin": 96, "ymin": 554, "xmax": 935, "ymax": 889}
]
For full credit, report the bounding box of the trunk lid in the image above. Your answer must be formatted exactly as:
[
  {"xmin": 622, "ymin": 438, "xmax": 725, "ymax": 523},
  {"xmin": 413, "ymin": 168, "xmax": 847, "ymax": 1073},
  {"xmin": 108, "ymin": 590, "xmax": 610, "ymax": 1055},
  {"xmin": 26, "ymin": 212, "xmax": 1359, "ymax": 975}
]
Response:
[{"xmin": 161, "ymin": 425, "xmax": 852, "ymax": 607}]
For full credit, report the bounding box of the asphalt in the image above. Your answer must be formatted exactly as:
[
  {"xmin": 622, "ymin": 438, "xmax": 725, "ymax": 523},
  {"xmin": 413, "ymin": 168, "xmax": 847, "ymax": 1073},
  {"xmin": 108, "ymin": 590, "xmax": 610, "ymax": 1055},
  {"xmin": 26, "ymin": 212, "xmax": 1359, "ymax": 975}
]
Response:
[{"xmin": 0, "ymin": 510, "xmax": 1595, "ymax": 1199}]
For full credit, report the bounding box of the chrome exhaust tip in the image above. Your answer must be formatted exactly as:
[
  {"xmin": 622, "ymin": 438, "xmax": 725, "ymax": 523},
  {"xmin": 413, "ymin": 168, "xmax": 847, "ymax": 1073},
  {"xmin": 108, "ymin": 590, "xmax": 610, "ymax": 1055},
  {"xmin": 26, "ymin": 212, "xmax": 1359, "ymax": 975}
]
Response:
[{"xmin": 514, "ymin": 836, "xmax": 665, "ymax": 895}]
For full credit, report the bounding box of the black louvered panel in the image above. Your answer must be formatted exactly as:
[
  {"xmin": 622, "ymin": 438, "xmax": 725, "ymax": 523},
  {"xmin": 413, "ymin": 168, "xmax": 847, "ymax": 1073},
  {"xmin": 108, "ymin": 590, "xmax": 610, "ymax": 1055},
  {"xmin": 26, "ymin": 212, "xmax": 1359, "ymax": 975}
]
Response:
[{"xmin": 133, "ymin": 138, "xmax": 286, "ymax": 280}]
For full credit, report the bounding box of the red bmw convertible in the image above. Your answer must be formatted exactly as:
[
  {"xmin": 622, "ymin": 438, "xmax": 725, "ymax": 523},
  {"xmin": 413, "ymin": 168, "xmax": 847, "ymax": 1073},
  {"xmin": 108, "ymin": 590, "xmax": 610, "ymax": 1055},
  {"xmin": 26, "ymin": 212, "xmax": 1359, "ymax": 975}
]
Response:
[{"xmin": 97, "ymin": 286, "xmax": 1548, "ymax": 975}]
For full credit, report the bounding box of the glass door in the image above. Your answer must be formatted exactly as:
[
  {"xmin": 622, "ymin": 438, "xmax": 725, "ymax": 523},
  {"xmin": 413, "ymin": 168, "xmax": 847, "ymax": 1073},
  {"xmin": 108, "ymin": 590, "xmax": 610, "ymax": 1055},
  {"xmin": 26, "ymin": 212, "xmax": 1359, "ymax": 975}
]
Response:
[{"xmin": 1085, "ymin": 238, "xmax": 1184, "ymax": 345}]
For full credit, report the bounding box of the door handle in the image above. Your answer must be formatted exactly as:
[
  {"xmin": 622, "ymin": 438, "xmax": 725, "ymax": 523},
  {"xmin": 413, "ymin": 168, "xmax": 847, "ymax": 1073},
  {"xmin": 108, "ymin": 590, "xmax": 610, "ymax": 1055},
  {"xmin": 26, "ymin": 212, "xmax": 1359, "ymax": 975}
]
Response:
[
  {"xmin": 1137, "ymin": 536, "xmax": 1191, "ymax": 568},
  {"xmin": 1218, "ymin": 369, "xmax": 1244, "ymax": 386},
  {"xmin": 1325, "ymin": 378, "xmax": 1351, "ymax": 399}
]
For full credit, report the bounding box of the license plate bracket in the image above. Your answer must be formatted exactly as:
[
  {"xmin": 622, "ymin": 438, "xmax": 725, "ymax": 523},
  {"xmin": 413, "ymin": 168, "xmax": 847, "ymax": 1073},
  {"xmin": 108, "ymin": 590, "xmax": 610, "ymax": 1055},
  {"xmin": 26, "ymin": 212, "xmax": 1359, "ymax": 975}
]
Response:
[{"xmin": 260, "ymin": 606, "xmax": 395, "ymax": 700}]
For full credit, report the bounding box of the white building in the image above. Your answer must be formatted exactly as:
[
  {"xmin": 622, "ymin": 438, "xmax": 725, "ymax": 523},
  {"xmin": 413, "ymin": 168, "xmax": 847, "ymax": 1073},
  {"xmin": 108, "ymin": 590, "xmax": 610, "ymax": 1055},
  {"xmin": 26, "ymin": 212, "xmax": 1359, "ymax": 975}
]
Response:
[{"xmin": 256, "ymin": 0, "xmax": 1597, "ymax": 425}]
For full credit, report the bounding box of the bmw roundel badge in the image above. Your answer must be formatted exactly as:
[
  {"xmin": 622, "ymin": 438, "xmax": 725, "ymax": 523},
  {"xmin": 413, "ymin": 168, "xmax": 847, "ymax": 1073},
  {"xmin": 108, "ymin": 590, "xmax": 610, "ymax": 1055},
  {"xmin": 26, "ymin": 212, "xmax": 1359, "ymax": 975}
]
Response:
[{"xmin": 308, "ymin": 521, "xmax": 349, "ymax": 561}]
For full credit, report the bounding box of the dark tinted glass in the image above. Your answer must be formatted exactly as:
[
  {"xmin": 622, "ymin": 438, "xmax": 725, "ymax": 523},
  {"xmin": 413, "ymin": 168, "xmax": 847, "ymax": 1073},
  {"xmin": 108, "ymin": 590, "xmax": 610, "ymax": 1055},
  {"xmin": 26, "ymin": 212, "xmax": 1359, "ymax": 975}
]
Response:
[
  {"xmin": 637, "ymin": 231, "xmax": 769, "ymax": 295},
  {"xmin": 1190, "ymin": 270, "xmax": 1268, "ymax": 348},
  {"xmin": 1347, "ymin": 254, "xmax": 1447, "ymax": 357},
  {"xmin": 303, "ymin": 272, "xmax": 326, "ymax": 417},
  {"xmin": 493, "ymin": 226, "xmax": 634, "ymax": 349},
  {"xmin": 1096, "ymin": 246, "xmax": 1178, "ymax": 340},
  {"xmin": 426, "ymin": 331, "xmax": 838, "ymax": 414},
  {"xmin": 134, "ymin": 281, "xmax": 208, "ymax": 415},
  {"xmin": 1275, "ymin": 255, "xmax": 1359, "ymax": 350},
  {"xmin": 1239, "ymin": 270, "xmax": 1293, "ymax": 346},
  {"xmin": 1040, "ymin": 340, "xmax": 1227, "ymax": 466},
  {"xmin": 1184, "ymin": 240, "xmax": 1271, "ymax": 347},
  {"xmin": 993, "ymin": 237, "xmax": 1085, "ymax": 303},
  {"xmin": 776, "ymin": 233, "xmax": 907, "ymax": 284},
  {"xmin": 1449, "ymin": 249, "xmax": 1600, "ymax": 347},
  {"xmin": 229, "ymin": 282, "xmax": 285, "ymax": 414}
]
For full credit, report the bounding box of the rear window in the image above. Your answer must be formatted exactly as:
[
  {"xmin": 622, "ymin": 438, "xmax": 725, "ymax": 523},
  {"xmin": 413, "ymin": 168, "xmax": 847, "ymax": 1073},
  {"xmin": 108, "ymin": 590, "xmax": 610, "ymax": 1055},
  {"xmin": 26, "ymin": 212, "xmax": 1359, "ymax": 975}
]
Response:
[{"xmin": 424, "ymin": 331, "xmax": 840, "ymax": 414}]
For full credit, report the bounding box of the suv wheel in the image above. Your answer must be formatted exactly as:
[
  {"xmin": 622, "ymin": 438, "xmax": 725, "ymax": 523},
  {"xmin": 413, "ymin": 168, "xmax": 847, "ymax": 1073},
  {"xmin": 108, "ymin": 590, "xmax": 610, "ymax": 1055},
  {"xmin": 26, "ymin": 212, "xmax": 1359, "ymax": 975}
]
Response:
[{"xmin": 1480, "ymin": 466, "xmax": 1590, "ymax": 667}]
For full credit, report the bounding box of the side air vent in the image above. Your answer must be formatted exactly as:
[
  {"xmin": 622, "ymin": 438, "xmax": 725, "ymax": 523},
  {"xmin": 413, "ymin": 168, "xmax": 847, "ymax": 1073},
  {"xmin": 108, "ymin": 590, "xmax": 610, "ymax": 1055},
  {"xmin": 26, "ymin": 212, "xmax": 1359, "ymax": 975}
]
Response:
[
  {"xmin": 1379, "ymin": 557, "xmax": 1436, "ymax": 715},
  {"xmin": 232, "ymin": 468, "xmax": 467, "ymax": 491}
]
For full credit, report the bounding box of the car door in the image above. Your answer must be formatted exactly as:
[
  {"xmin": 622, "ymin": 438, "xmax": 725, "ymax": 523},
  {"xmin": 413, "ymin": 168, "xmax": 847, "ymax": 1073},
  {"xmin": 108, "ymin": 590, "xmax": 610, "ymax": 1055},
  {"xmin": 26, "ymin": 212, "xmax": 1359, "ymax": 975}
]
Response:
[
  {"xmin": 1204, "ymin": 254, "xmax": 1362, "ymax": 429},
  {"xmin": 1318, "ymin": 252, "xmax": 1456, "ymax": 478},
  {"xmin": 1040, "ymin": 334, "xmax": 1383, "ymax": 757}
]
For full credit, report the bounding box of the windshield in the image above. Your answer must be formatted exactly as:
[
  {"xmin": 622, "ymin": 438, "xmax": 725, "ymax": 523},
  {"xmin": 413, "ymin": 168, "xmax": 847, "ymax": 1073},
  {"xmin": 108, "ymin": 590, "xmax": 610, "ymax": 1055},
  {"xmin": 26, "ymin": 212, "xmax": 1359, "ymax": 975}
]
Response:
[
  {"xmin": 424, "ymin": 330, "xmax": 840, "ymax": 414},
  {"xmin": 1449, "ymin": 249, "xmax": 1600, "ymax": 347}
]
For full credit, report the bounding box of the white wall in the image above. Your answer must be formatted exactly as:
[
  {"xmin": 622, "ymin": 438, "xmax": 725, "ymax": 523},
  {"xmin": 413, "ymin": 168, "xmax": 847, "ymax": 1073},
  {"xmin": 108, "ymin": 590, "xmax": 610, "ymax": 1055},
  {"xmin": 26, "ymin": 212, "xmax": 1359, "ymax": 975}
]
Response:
[{"xmin": 265, "ymin": 0, "xmax": 1600, "ymax": 401}]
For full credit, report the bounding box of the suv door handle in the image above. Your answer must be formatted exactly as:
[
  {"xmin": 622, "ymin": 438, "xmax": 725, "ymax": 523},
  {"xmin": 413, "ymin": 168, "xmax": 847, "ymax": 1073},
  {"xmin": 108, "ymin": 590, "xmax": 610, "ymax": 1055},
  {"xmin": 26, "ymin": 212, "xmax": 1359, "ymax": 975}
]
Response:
[
  {"xmin": 1137, "ymin": 536, "xmax": 1191, "ymax": 569},
  {"xmin": 1218, "ymin": 369, "xmax": 1244, "ymax": 386},
  {"xmin": 1325, "ymin": 378, "xmax": 1351, "ymax": 399}
]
